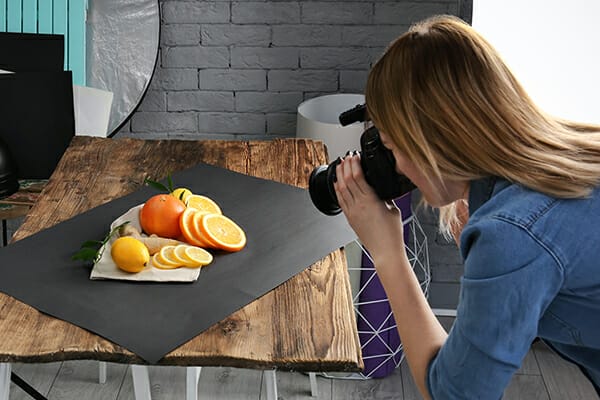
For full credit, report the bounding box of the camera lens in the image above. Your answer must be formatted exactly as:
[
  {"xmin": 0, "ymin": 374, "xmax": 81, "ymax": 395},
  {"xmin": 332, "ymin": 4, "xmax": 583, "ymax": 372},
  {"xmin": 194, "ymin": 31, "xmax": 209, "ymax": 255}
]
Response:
[{"xmin": 308, "ymin": 160, "xmax": 342, "ymax": 216}]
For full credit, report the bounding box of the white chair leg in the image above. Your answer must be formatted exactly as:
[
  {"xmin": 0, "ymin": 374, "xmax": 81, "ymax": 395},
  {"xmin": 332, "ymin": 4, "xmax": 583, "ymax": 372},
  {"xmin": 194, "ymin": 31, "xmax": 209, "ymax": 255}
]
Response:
[
  {"xmin": 263, "ymin": 369, "xmax": 277, "ymax": 400},
  {"xmin": 131, "ymin": 365, "xmax": 152, "ymax": 400},
  {"xmin": 309, "ymin": 372, "xmax": 318, "ymax": 397},
  {"xmin": 98, "ymin": 361, "xmax": 107, "ymax": 384},
  {"xmin": 185, "ymin": 367, "xmax": 201, "ymax": 400},
  {"xmin": 0, "ymin": 363, "xmax": 10, "ymax": 400}
]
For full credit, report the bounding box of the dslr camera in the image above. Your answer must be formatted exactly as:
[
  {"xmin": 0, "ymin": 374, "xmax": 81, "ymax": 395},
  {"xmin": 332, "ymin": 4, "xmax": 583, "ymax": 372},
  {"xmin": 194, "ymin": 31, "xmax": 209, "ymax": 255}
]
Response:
[{"xmin": 308, "ymin": 104, "xmax": 416, "ymax": 215}]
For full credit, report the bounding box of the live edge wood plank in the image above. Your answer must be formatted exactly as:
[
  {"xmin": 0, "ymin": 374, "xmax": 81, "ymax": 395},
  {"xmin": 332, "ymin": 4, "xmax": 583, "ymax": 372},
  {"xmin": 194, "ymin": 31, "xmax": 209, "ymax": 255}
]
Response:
[{"xmin": 0, "ymin": 136, "xmax": 362, "ymax": 372}]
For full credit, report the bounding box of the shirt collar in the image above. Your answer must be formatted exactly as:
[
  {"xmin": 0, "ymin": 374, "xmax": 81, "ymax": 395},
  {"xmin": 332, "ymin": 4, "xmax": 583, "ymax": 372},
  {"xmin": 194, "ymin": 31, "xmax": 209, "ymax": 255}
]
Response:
[{"xmin": 468, "ymin": 176, "xmax": 498, "ymax": 216}]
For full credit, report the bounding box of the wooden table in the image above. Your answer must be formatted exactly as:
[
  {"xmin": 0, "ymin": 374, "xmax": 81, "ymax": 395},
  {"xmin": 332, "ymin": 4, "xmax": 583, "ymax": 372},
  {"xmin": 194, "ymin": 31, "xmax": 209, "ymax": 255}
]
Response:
[
  {"xmin": 0, "ymin": 180, "xmax": 47, "ymax": 246},
  {"xmin": 0, "ymin": 137, "xmax": 362, "ymax": 398}
]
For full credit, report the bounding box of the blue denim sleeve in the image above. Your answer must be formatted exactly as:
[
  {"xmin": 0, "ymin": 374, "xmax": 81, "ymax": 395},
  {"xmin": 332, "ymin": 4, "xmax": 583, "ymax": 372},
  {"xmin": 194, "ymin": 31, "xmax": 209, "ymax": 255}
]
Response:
[{"xmin": 426, "ymin": 217, "xmax": 564, "ymax": 399}]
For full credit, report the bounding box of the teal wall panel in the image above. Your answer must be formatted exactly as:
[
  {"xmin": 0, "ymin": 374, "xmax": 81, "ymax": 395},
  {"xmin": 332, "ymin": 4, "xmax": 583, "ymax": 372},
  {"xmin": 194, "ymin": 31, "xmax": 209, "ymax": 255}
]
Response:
[
  {"xmin": 0, "ymin": 0, "xmax": 6, "ymax": 31},
  {"xmin": 38, "ymin": 0, "xmax": 53, "ymax": 33},
  {"xmin": 7, "ymin": 0, "xmax": 21, "ymax": 32},
  {"xmin": 53, "ymin": 0, "xmax": 68, "ymax": 70},
  {"xmin": 68, "ymin": 0, "xmax": 86, "ymax": 85},
  {"xmin": 22, "ymin": 0, "xmax": 37, "ymax": 33}
]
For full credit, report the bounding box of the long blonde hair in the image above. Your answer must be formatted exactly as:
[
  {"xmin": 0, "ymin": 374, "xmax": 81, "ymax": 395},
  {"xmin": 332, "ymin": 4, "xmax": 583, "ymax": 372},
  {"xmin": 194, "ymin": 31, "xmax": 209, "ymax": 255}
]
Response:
[{"xmin": 365, "ymin": 15, "xmax": 600, "ymax": 236}]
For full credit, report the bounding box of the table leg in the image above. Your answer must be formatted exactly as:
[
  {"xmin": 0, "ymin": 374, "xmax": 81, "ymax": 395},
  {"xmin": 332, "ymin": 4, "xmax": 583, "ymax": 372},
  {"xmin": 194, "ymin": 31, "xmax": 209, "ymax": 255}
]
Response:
[
  {"xmin": 308, "ymin": 372, "xmax": 318, "ymax": 397},
  {"xmin": 98, "ymin": 362, "xmax": 107, "ymax": 384},
  {"xmin": 2, "ymin": 220, "xmax": 7, "ymax": 247},
  {"xmin": 131, "ymin": 365, "xmax": 152, "ymax": 400},
  {"xmin": 263, "ymin": 370, "xmax": 277, "ymax": 400},
  {"xmin": 185, "ymin": 367, "xmax": 201, "ymax": 400},
  {"xmin": 0, "ymin": 363, "xmax": 10, "ymax": 400}
]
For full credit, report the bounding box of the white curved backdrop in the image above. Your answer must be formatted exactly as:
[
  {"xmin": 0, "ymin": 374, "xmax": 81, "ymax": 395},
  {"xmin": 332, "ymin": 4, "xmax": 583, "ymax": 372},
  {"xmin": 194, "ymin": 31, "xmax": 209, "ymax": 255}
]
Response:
[{"xmin": 473, "ymin": 0, "xmax": 600, "ymax": 125}]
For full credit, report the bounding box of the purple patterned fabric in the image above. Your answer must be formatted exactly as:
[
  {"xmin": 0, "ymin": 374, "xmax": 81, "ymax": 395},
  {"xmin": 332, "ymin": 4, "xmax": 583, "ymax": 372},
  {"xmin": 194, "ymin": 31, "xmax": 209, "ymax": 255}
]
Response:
[{"xmin": 357, "ymin": 193, "xmax": 412, "ymax": 378}]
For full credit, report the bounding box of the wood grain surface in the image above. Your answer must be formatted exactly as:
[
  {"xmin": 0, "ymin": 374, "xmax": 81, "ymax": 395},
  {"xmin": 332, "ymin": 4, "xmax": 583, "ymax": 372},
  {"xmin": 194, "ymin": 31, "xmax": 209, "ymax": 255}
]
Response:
[{"xmin": 0, "ymin": 136, "xmax": 362, "ymax": 372}]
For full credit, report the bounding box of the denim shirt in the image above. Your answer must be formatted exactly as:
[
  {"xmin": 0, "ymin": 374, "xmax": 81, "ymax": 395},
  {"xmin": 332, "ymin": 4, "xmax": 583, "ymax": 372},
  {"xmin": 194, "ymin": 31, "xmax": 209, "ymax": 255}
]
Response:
[{"xmin": 426, "ymin": 177, "xmax": 600, "ymax": 399}]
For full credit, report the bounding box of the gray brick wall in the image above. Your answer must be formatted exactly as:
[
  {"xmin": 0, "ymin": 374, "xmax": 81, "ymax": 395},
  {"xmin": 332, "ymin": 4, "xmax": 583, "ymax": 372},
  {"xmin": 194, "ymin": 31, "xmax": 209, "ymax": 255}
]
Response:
[
  {"xmin": 120, "ymin": 0, "xmax": 465, "ymax": 140},
  {"xmin": 118, "ymin": 0, "xmax": 472, "ymax": 308}
]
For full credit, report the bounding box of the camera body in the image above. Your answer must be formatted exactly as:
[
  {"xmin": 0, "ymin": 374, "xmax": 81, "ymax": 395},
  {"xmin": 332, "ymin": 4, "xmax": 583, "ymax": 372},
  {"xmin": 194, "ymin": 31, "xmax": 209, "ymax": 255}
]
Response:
[{"xmin": 308, "ymin": 104, "xmax": 416, "ymax": 216}]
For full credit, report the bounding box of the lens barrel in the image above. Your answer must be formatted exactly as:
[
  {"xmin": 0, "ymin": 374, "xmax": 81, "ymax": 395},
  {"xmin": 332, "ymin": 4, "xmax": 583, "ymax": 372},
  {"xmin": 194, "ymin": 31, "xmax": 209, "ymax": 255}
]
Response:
[{"xmin": 308, "ymin": 160, "xmax": 342, "ymax": 215}]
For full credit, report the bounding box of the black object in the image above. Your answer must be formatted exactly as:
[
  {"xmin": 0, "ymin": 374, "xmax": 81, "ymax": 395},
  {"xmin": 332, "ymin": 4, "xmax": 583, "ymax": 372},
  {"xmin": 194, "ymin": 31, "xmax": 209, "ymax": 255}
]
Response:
[
  {"xmin": 0, "ymin": 161, "xmax": 356, "ymax": 363},
  {"xmin": 0, "ymin": 120, "xmax": 54, "ymax": 400},
  {"xmin": 0, "ymin": 32, "xmax": 66, "ymax": 400},
  {"xmin": 0, "ymin": 137, "xmax": 19, "ymax": 248},
  {"xmin": 0, "ymin": 71, "xmax": 75, "ymax": 179},
  {"xmin": 11, "ymin": 373, "xmax": 48, "ymax": 400},
  {"xmin": 0, "ymin": 137, "xmax": 19, "ymax": 199},
  {"xmin": 338, "ymin": 103, "xmax": 367, "ymax": 126},
  {"xmin": 0, "ymin": 32, "xmax": 64, "ymax": 72},
  {"xmin": 308, "ymin": 105, "xmax": 416, "ymax": 215}
]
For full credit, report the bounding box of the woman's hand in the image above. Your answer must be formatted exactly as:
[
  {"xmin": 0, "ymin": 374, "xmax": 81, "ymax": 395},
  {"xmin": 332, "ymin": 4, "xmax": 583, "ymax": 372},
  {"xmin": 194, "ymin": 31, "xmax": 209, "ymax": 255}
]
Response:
[{"xmin": 333, "ymin": 153, "xmax": 407, "ymax": 263}]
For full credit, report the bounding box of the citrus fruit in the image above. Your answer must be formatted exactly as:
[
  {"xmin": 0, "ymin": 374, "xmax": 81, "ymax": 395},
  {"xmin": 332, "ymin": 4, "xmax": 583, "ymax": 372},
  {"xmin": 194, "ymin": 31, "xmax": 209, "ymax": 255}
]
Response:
[
  {"xmin": 152, "ymin": 253, "xmax": 180, "ymax": 270},
  {"xmin": 179, "ymin": 208, "xmax": 210, "ymax": 247},
  {"xmin": 198, "ymin": 213, "xmax": 246, "ymax": 252},
  {"xmin": 171, "ymin": 187, "xmax": 193, "ymax": 203},
  {"xmin": 111, "ymin": 237, "xmax": 150, "ymax": 273},
  {"xmin": 172, "ymin": 245, "xmax": 202, "ymax": 267},
  {"xmin": 192, "ymin": 211, "xmax": 218, "ymax": 247},
  {"xmin": 183, "ymin": 246, "xmax": 213, "ymax": 267},
  {"xmin": 186, "ymin": 194, "xmax": 222, "ymax": 214},
  {"xmin": 157, "ymin": 245, "xmax": 182, "ymax": 267},
  {"xmin": 139, "ymin": 194, "xmax": 186, "ymax": 239}
]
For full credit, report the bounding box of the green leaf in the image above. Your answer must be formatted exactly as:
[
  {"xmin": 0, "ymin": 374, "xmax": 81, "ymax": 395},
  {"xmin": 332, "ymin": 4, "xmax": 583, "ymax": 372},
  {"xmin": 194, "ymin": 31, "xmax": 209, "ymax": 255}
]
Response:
[
  {"xmin": 72, "ymin": 221, "xmax": 132, "ymax": 265},
  {"xmin": 72, "ymin": 247, "xmax": 99, "ymax": 262},
  {"xmin": 167, "ymin": 173, "xmax": 174, "ymax": 192},
  {"xmin": 145, "ymin": 172, "xmax": 176, "ymax": 193},
  {"xmin": 144, "ymin": 177, "xmax": 170, "ymax": 193},
  {"xmin": 80, "ymin": 240, "xmax": 102, "ymax": 249}
]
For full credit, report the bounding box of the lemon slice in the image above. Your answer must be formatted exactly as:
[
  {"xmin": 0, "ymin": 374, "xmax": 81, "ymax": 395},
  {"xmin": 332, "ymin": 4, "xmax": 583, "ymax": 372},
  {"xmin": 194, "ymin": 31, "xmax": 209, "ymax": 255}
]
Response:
[
  {"xmin": 152, "ymin": 253, "xmax": 180, "ymax": 270},
  {"xmin": 183, "ymin": 246, "xmax": 213, "ymax": 268},
  {"xmin": 172, "ymin": 245, "xmax": 202, "ymax": 267},
  {"xmin": 156, "ymin": 246, "xmax": 181, "ymax": 268}
]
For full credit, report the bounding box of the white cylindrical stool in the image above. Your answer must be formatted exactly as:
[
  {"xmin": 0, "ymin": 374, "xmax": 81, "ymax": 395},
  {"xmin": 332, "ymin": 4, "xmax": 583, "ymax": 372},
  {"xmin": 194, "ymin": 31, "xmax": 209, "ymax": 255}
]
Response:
[{"xmin": 296, "ymin": 94, "xmax": 365, "ymax": 160}]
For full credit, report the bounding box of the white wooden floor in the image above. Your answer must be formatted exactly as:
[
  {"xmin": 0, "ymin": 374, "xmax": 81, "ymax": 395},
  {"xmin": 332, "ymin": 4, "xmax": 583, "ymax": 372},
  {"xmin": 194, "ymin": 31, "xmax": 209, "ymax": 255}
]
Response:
[{"xmin": 6, "ymin": 339, "xmax": 598, "ymax": 399}]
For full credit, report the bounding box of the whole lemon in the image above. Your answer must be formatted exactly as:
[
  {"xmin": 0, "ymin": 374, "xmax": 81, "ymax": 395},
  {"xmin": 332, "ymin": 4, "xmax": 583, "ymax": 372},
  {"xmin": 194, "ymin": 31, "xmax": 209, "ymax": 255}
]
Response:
[{"xmin": 111, "ymin": 237, "xmax": 150, "ymax": 273}]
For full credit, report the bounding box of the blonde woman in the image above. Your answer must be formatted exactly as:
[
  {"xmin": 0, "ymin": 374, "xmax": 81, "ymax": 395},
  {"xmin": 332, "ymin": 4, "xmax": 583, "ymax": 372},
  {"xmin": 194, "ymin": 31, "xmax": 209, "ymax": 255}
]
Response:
[{"xmin": 334, "ymin": 15, "xmax": 600, "ymax": 399}]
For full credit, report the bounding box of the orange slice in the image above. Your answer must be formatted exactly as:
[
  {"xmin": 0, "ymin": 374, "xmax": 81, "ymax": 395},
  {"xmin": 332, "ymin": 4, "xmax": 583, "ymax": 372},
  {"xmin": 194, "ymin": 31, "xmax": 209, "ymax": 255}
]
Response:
[
  {"xmin": 186, "ymin": 194, "xmax": 222, "ymax": 214},
  {"xmin": 198, "ymin": 213, "xmax": 246, "ymax": 252},
  {"xmin": 182, "ymin": 246, "xmax": 213, "ymax": 268},
  {"xmin": 152, "ymin": 253, "xmax": 180, "ymax": 270},
  {"xmin": 172, "ymin": 244, "xmax": 202, "ymax": 267},
  {"xmin": 179, "ymin": 208, "xmax": 209, "ymax": 247},
  {"xmin": 192, "ymin": 211, "xmax": 218, "ymax": 248}
]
